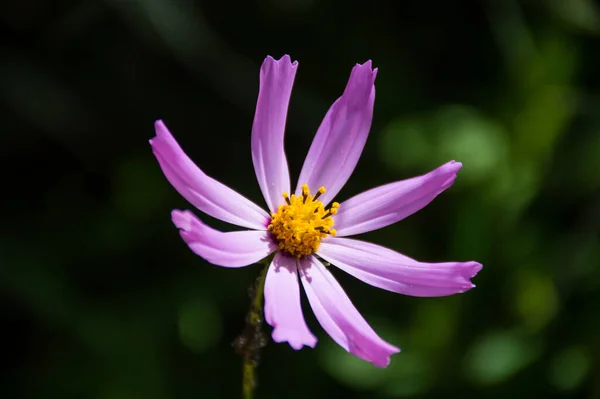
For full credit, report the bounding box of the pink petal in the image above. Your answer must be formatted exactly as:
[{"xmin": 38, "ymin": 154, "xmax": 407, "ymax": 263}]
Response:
[
  {"xmin": 264, "ymin": 253, "xmax": 317, "ymax": 349},
  {"xmin": 333, "ymin": 161, "xmax": 462, "ymax": 236},
  {"xmin": 251, "ymin": 55, "xmax": 297, "ymax": 212},
  {"xmin": 318, "ymin": 237, "xmax": 482, "ymax": 297},
  {"xmin": 295, "ymin": 62, "xmax": 377, "ymax": 205},
  {"xmin": 151, "ymin": 120, "xmax": 270, "ymax": 230},
  {"xmin": 171, "ymin": 210, "xmax": 276, "ymax": 267},
  {"xmin": 299, "ymin": 256, "xmax": 400, "ymax": 367}
]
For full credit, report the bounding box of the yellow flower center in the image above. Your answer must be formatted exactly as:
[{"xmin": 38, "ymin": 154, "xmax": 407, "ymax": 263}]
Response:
[{"xmin": 268, "ymin": 184, "xmax": 339, "ymax": 258}]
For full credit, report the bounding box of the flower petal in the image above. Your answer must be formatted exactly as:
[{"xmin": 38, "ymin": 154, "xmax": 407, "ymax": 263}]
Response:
[
  {"xmin": 299, "ymin": 256, "xmax": 400, "ymax": 367},
  {"xmin": 318, "ymin": 237, "xmax": 482, "ymax": 297},
  {"xmin": 333, "ymin": 161, "xmax": 462, "ymax": 236},
  {"xmin": 264, "ymin": 253, "xmax": 317, "ymax": 349},
  {"xmin": 171, "ymin": 210, "xmax": 276, "ymax": 267},
  {"xmin": 295, "ymin": 61, "xmax": 377, "ymax": 205},
  {"xmin": 151, "ymin": 120, "xmax": 270, "ymax": 230},
  {"xmin": 251, "ymin": 55, "xmax": 297, "ymax": 212}
]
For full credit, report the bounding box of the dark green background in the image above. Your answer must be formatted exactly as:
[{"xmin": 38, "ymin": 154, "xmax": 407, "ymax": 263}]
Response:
[{"xmin": 1, "ymin": 0, "xmax": 599, "ymax": 398}]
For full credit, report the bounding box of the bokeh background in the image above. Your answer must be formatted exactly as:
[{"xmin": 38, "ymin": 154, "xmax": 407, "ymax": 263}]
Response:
[{"xmin": 2, "ymin": 0, "xmax": 600, "ymax": 398}]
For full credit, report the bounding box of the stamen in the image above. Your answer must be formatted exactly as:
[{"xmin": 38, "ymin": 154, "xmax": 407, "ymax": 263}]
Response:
[
  {"xmin": 301, "ymin": 184, "xmax": 310, "ymax": 204},
  {"xmin": 313, "ymin": 186, "xmax": 326, "ymax": 201},
  {"xmin": 267, "ymin": 184, "xmax": 339, "ymax": 258}
]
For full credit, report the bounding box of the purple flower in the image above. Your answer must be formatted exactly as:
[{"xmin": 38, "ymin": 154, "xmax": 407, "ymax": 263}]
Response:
[{"xmin": 150, "ymin": 55, "xmax": 482, "ymax": 368}]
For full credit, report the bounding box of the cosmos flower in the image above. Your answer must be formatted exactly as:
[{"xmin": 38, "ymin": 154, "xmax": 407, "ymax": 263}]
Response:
[{"xmin": 150, "ymin": 55, "xmax": 482, "ymax": 367}]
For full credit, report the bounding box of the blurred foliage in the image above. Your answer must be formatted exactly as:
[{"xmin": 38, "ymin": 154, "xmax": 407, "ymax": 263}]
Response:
[{"xmin": 1, "ymin": 0, "xmax": 599, "ymax": 398}]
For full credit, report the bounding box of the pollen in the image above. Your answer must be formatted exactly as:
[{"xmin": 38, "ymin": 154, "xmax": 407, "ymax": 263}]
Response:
[{"xmin": 268, "ymin": 184, "xmax": 339, "ymax": 258}]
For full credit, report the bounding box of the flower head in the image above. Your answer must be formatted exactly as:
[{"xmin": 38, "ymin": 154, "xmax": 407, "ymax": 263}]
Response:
[{"xmin": 150, "ymin": 55, "xmax": 482, "ymax": 367}]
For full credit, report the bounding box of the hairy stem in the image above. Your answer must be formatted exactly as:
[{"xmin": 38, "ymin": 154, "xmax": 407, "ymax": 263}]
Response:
[{"xmin": 234, "ymin": 261, "xmax": 270, "ymax": 399}]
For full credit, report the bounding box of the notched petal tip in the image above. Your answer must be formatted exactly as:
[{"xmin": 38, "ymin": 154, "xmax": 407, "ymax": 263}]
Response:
[
  {"xmin": 350, "ymin": 61, "xmax": 377, "ymax": 80},
  {"xmin": 272, "ymin": 329, "xmax": 318, "ymax": 350},
  {"xmin": 446, "ymin": 160, "xmax": 463, "ymax": 173},
  {"xmin": 341, "ymin": 61, "xmax": 377, "ymax": 102},
  {"xmin": 370, "ymin": 345, "xmax": 401, "ymax": 368},
  {"xmin": 436, "ymin": 161, "xmax": 463, "ymax": 191},
  {"xmin": 171, "ymin": 209, "xmax": 193, "ymax": 231},
  {"xmin": 450, "ymin": 261, "xmax": 483, "ymax": 294},
  {"xmin": 431, "ymin": 160, "xmax": 464, "ymax": 191},
  {"xmin": 150, "ymin": 120, "xmax": 177, "ymax": 149},
  {"xmin": 171, "ymin": 209, "xmax": 203, "ymax": 245},
  {"xmin": 350, "ymin": 335, "xmax": 400, "ymax": 368},
  {"xmin": 149, "ymin": 120, "xmax": 166, "ymax": 145},
  {"xmin": 354, "ymin": 61, "xmax": 378, "ymax": 79},
  {"xmin": 465, "ymin": 261, "xmax": 483, "ymax": 280},
  {"xmin": 264, "ymin": 54, "xmax": 298, "ymax": 68}
]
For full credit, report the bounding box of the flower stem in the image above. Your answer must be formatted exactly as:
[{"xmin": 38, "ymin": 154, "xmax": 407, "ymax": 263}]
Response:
[
  {"xmin": 234, "ymin": 261, "xmax": 270, "ymax": 399},
  {"xmin": 242, "ymin": 358, "xmax": 256, "ymax": 399}
]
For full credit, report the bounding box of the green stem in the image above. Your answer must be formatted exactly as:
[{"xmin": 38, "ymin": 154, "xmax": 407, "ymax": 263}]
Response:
[
  {"xmin": 242, "ymin": 358, "xmax": 256, "ymax": 399},
  {"xmin": 236, "ymin": 261, "xmax": 270, "ymax": 399}
]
